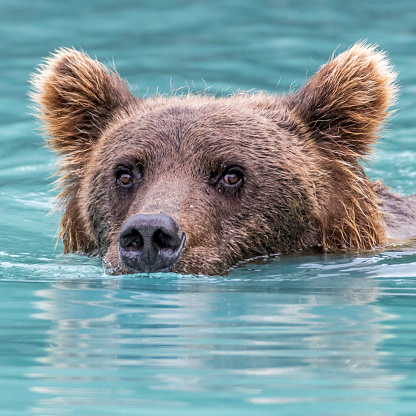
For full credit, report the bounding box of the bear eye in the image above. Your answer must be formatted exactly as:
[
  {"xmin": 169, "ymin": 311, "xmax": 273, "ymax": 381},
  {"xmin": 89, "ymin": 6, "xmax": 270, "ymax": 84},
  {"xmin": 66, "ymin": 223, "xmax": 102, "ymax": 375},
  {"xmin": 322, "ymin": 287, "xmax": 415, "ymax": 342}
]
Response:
[
  {"xmin": 223, "ymin": 172, "xmax": 240, "ymax": 185},
  {"xmin": 119, "ymin": 173, "xmax": 132, "ymax": 186},
  {"xmin": 116, "ymin": 167, "xmax": 134, "ymax": 187},
  {"xmin": 220, "ymin": 166, "xmax": 244, "ymax": 187}
]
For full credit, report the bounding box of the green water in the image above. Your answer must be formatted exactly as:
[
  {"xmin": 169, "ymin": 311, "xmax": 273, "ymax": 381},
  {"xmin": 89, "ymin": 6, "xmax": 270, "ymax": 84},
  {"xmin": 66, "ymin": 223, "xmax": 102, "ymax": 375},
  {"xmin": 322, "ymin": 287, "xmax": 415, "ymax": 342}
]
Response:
[{"xmin": 1, "ymin": 0, "xmax": 415, "ymax": 415}]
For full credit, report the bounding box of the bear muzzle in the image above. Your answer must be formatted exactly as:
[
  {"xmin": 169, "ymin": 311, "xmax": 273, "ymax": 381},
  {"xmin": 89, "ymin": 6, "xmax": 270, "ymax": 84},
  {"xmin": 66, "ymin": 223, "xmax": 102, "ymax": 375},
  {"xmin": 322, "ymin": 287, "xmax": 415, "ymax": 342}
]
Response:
[{"xmin": 118, "ymin": 214, "xmax": 186, "ymax": 273}]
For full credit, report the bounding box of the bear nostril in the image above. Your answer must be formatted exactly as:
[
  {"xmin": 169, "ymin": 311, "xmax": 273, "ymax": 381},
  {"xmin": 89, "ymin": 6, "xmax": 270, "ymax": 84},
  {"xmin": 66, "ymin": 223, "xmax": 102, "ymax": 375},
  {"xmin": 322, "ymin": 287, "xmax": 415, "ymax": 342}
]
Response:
[
  {"xmin": 153, "ymin": 228, "xmax": 176, "ymax": 251},
  {"xmin": 119, "ymin": 229, "xmax": 144, "ymax": 252}
]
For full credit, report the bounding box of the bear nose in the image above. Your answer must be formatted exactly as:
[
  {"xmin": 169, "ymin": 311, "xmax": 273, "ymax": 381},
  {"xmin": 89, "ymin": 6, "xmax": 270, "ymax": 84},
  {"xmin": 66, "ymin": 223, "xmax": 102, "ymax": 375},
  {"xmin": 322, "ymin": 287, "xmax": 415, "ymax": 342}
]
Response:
[{"xmin": 118, "ymin": 214, "xmax": 186, "ymax": 273}]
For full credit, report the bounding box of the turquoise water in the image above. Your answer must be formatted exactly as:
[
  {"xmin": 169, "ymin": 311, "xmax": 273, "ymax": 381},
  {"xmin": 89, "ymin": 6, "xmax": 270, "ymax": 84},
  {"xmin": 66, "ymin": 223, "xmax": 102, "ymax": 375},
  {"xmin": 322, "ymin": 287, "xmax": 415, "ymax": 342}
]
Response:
[{"xmin": 1, "ymin": 0, "xmax": 416, "ymax": 414}]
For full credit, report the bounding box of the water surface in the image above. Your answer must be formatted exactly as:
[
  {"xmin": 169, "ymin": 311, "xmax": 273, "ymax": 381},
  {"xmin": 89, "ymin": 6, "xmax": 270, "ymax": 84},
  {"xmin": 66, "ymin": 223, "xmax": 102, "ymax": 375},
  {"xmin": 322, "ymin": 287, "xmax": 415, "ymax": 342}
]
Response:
[{"xmin": 0, "ymin": 0, "xmax": 415, "ymax": 415}]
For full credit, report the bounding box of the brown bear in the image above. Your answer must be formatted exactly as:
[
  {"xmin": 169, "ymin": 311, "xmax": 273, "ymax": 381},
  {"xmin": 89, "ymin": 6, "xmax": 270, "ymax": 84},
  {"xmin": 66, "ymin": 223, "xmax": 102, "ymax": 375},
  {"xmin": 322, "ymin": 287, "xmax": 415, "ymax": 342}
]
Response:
[{"xmin": 31, "ymin": 42, "xmax": 416, "ymax": 275}]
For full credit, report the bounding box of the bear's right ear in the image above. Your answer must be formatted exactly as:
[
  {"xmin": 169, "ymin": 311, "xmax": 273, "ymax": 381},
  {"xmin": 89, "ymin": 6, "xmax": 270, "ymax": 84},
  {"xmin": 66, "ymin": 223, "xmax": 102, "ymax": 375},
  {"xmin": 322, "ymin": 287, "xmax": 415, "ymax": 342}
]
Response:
[{"xmin": 31, "ymin": 48, "xmax": 137, "ymax": 156}]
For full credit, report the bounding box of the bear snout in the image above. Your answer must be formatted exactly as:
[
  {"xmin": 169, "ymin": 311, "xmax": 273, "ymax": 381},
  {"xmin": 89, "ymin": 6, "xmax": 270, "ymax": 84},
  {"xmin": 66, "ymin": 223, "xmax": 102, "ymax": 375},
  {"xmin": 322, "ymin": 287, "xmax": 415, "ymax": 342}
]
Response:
[{"xmin": 118, "ymin": 214, "xmax": 186, "ymax": 273}]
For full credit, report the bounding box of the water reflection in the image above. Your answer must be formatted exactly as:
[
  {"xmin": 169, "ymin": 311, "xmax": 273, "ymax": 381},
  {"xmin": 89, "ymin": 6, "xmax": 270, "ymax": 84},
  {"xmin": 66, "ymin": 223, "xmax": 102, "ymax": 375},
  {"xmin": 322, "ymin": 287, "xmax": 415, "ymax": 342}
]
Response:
[{"xmin": 26, "ymin": 258, "xmax": 406, "ymax": 414}]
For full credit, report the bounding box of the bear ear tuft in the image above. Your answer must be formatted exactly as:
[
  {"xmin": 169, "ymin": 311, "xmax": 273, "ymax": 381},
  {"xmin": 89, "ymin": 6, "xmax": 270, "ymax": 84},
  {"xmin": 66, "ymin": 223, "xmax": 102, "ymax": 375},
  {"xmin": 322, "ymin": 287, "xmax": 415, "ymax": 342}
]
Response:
[
  {"xmin": 287, "ymin": 42, "xmax": 398, "ymax": 157},
  {"xmin": 30, "ymin": 48, "xmax": 137, "ymax": 156}
]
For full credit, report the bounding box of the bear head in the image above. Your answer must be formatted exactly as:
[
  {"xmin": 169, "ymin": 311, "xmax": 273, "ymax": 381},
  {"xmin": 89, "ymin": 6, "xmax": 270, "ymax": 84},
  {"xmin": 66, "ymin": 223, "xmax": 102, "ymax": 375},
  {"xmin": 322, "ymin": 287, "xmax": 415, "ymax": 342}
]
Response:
[{"xmin": 32, "ymin": 43, "xmax": 396, "ymax": 275}]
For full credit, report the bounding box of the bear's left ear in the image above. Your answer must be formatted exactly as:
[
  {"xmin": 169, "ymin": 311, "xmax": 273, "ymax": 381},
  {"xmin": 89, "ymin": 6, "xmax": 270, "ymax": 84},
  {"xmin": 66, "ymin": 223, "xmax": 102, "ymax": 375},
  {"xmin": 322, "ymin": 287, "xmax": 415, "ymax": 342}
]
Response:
[
  {"xmin": 287, "ymin": 43, "xmax": 397, "ymax": 157},
  {"xmin": 31, "ymin": 48, "xmax": 137, "ymax": 157}
]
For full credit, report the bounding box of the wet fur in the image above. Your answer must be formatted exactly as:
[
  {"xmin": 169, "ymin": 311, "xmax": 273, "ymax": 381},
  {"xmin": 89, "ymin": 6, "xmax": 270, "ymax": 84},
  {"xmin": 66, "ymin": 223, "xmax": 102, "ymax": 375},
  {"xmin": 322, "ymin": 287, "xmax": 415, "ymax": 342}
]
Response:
[{"xmin": 31, "ymin": 43, "xmax": 416, "ymax": 275}]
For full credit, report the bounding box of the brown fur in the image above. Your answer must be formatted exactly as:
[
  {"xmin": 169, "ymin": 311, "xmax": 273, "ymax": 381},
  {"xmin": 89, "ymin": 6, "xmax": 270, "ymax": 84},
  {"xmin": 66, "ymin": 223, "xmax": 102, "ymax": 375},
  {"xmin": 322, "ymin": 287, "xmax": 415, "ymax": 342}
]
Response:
[
  {"xmin": 31, "ymin": 49, "xmax": 138, "ymax": 253},
  {"xmin": 31, "ymin": 43, "xmax": 415, "ymax": 275}
]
